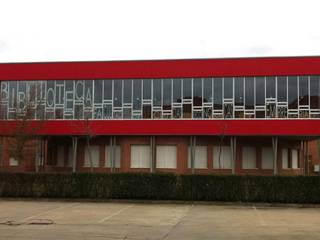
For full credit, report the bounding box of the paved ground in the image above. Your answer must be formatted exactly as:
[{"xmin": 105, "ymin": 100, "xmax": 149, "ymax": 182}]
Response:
[{"xmin": 0, "ymin": 200, "xmax": 320, "ymax": 240}]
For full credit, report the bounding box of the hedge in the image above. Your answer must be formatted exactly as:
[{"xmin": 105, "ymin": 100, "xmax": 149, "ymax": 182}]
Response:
[{"xmin": 0, "ymin": 173, "xmax": 320, "ymax": 203}]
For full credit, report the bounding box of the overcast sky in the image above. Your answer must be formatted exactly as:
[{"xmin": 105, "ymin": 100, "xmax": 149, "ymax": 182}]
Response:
[{"xmin": 0, "ymin": 0, "xmax": 320, "ymax": 62}]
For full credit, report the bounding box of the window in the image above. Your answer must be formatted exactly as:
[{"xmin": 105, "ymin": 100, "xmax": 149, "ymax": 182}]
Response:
[
  {"xmin": 133, "ymin": 80, "xmax": 142, "ymax": 111},
  {"xmin": 310, "ymin": 76, "xmax": 320, "ymax": 109},
  {"xmin": 156, "ymin": 145, "xmax": 177, "ymax": 169},
  {"xmin": 57, "ymin": 146, "xmax": 65, "ymax": 167},
  {"xmin": 277, "ymin": 77, "xmax": 287, "ymax": 102},
  {"xmin": 188, "ymin": 146, "xmax": 207, "ymax": 169},
  {"xmin": 291, "ymin": 149, "xmax": 299, "ymax": 169},
  {"xmin": 266, "ymin": 77, "xmax": 276, "ymax": 98},
  {"xmin": 163, "ymin": 79, "xmax": 172, "ymax": 110},
  {"xmin": 224, "ymin": 78, "xmax": 233, "ymax": 99},
  {"xmin": 153, "ymin": 79, "xmax": 162, "ymax": 106},
  {"xmin": 113, "ymin": 80, "xmax": 122, "ymax": 107},
  {"xmin": 193, "ymin": 78, "xmax": 202, "ymax": 106},
  {"xmin": 9, "ymin": 157, "xmax": 19, "ymax": 166},
  {"xmin": 84, "ymin": 145, "xmax": 100, "ymax": 167},
  {"xmin": 123, "ymin": 80, "xmax": 132, "ymax": 104},
  {"xmin": 282, "ymin": 148, "xmax": 299, "ymax": 169},
  {"xmin": 245, "ymin": 77, "xmax": 254, "ymax": 109},
  {"xmin": 105, "ymin": 145, "xmax": 121, "ymax": 168},
  {"xmin": 262, "ymin": 147, "xmax": 273, "ymax": 169},
  {"xmin": 235, "ymin": 78, "xmax": 244, "ymax": 106},
  {"xmin": 242, "ymin": 147, "xmax": 256, "ymax": 169},
  {"xmin": 68, "ymin": 146, "xmax": 73, "ymax": 167},
  {"xmin": 282, "ymin": 148, "xmax": 289, "ymax": 169},
  {"xmin": 213, "ymin": 146, "xmax": 231, "ymax": 169},
  {"xmin": 255, "ymin": 77, "xmax": 265, "ymax": 106},
  {"xmin": 288, "ymin": 76, "xmax": 298, "ymax": 109},
  {"xmin": 213, "ymin": 78, "xmax": 223, "ymax": 109},
  {"xmin": 203, "ymin": 78, "xmax": 212, "ymax": 103},
  {"xmin": 130, "ymin": 145, "xmax": 150, "ymax": 168},
  {"xmin": 299, "ymin": 76, "xmax": 309, "ymax": 105}
]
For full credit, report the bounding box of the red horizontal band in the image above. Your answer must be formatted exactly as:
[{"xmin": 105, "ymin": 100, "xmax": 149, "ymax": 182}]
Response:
[
  {"xmin": 1, "ymin": 56, "xmax": 320, "ymax": 81},
  {"xmin": 0, "ymin": 119, "xmax": 319, "ymax": 136}
]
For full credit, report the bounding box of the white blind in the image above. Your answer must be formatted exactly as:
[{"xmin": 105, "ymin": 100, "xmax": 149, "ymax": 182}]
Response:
[
  {"xmin": 84, "ymin": 145, "xmax": 100, "ymax": 167},
  {"xmin": 156, "ymin": 145, "xmax": 177, "ymax": 169},
  {"xmin": 131, "ymin": 145, "xmax": 150, "ymax": 168},
  {"xmin": 9, "ymin": 157, "xmax": 18, "ymax": 166},
  {"xmin": 262, "ymin": 147, "xmax": 273, "ymax": 169},
  {"xmin": 57, "ymin": 146, "xmax": 65, "ymax": 167},
  {"xmin": 213, "ymin": 146, "xmax": 231, "ymax": 169},
  {"xmin": 242, "ymin": 147, "xmax": 256, "ymax": 169},
  {"xmin": 291, "ymin": 149, "xmax": 298, "ymax": 169},
  {"xmin": 105, "ymin": 145, "xmax": 121, "ymax": 168},
  {"xmin": 188, "ymin": 146, "xmax": 207, "ymax": 169},
  {"xmin": 282, "ymin": 148, "xmax": 289, "ymax": 169}
]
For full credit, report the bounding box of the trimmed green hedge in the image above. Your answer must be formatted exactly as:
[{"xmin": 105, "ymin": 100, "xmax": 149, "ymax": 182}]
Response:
[{"xmin": 0, "ymin": 173, "xmax": 320, "ymax": 203}]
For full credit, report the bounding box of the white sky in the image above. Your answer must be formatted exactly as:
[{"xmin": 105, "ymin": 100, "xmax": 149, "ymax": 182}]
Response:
[{"xmin": 0, "ymin": 0, "xmax": 320, "ymax": 63}]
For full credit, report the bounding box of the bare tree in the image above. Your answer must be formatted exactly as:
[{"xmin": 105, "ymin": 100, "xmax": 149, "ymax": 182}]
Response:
[{"xmin": 0, "ymin": 84, "xmax": 45, "ymax": 168}]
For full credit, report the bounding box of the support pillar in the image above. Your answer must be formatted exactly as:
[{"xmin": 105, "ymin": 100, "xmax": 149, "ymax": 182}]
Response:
[
  {"xmin": 150, "ymin": 136, "xmax": 156, "ymax": 173},
  {"xmin": 72, "ymin": 137, "xmax": 78, "ymax": 173},
  {"xmin": 272, "ymin": 137, "xmax": 278, "ymax": 176},
  {"xmin": 190, "ymin": 136, "xmax": 196, "ymax": 174},
  {"xmin": 305, "ymin": 141, "xmax": 309, "ymax": 176},
  {"xmin": 110, "ymin": 136, "xmax": 117, "ymax": 173},
  {"xmin": 230, "ymin": 137, "xmax": 237, "ymax": 175}
]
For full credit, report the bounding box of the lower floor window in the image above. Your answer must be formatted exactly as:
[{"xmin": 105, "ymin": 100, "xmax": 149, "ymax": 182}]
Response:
[
  {"xmin": 213, "ymin": 146, "xmax": 231, "ymax": 169},
  {"xmin": 9, "ymin": 157, "xmax": 18, "ymax": 166},
  {"xmin": 105, "ymin": 145, "xmax": 121, "ymax": 168},
  {"xmin": 156, "ymin": 145, "xmax": 177, "ymax": 168},
  {"xmin": 57, "ymin": 146, "xmax": 65, "ymax": 167},
  {"xmin": 242, "ymin": 147, "xmax": 256, "ymax": 169},
  {"xmin": 282, "ymin": 148, "xmax": 299, "ymax": 169},
  {"xmin": 84, "ymin": 145, "xmax": 100, "ymax": 167},
  {"xmin": 130, "ymin": 145, "xmax": 150, "ymax": 168},
  {"xmin": 188, "ymin": 146, "xmax": 208, "ymax": 169},
  {"xmin": 262, "ymin": 147, "xmax": 273, "ymax": 169}
]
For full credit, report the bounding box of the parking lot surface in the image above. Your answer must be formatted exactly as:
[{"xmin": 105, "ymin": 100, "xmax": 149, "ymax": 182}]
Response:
[{"xmin": 0, "ymin": 200, "xmax": 320, "ymax": 240}]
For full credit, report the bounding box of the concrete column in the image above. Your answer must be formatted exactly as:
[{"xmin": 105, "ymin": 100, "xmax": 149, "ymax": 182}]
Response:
[
  {"xmin": 230, "ymin": 137, "xmax": 237, "ymax": 175},
  {"xmin": 150, "ymin": 136, "xmax": 156, "ymax": 173},
  {"xmin": 272, "ymin": 137, "xmax": 278, "ymax": 176},
  {"xmin": 190, "ymin": 136, "xmax": 196, "ymax": 174},
  {"xmin": 72, "ymin": 137, "xmax": 78, "ymax": 173}
]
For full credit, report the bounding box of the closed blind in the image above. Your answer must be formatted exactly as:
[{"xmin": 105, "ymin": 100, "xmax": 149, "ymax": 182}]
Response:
[
  {"xmin": 156, "ymin": 145, "xmax": 177, "ymax": 169},
  {"xmin": 188, "ymin": 146, "xmax": 208, "ymax": 169},
  {"xmin": 242, "ymin": 147, "xmax": 256, "ymax": 169},
  {"xmin": 213, "ymin": 146, "xmax": 231, "ymax": 169},
  {"xmin": 84, "ymin": 145, "xmax": 100, "ymax": 167},
  {"xmin": 262, "ymin": 147, "xmax": 273, "ymax": 169},
  {"xmin": 131, "ymin": 145, "xmax": 150, "ymax": 168}
]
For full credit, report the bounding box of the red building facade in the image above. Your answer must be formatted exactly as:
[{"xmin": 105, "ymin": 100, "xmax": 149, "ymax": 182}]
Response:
[{"xmin": 0, "ymin": 56, "xmax": 320, "ymax": 175}]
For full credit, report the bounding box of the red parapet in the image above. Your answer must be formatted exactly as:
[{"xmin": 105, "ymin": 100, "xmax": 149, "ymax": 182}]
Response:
[
  {"xmin": 0, "ymin": 119, "xmax": 320, "ymax": 136},
  {"xmin": 1, "ymin": 56, "xmax": 320, "ymax": 81}
]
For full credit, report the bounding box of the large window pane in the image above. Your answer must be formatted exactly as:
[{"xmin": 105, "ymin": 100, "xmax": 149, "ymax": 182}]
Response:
[
  {"xmin": 277, "ymin": 77, "xmax": 287, "ymax": 102},
  {"xmin": 224, "ymin": 78, "xmax": 233, "ymax": 99},
  {"xmin": 310, "ymin": 76, "xmax": 320, "ymax": 109},
  {"xmin": 123, "ymin": 80, "xmax": 132, "ymax": 103},
  {"xmin": 255, "ymin": 77, "xmax": 265, "ymax": 106},
  {"xmin": 213, "ymin": 78, "xmax": 222, "ymax": 109},
  {"xmin": 288, "ymin": 76, "xmax": 298, "ymax": 109},
  {"xmin": 94, "ymin": 80, "xmax": 103, "ymax": 103},
  {"xmin": 103, "ymin": 80, "xmax": 112, "ymax": 100},
  {"xmin": 183, "ymin": 78, "xmax": 192, "ymax": 99},
  {"xmin": 245, "ymin": 77, "xmax": 254, "ymax": 109},
  {"xmin": 235, "ymin": 78, "xmax": 244, "ymax": 106},
  {"xmin": 266, "ymin": 77, "xmax": 276, "ymax": 98},
  {"xmin": 173, "ymin": 79, "xmax": 182, "ymax": 103},
  {"xmin": 299, "ymin": 76, "xmax": 309, "ymax": 105},
  {"xmin": 133, "ymin": 80, "xmax": 142, "ymax": 110},
  {"xmin": 153, "ymin": 79, "xmax": 162, "ymax": 106},
  {"xmin": 113, "ymin": 80, "xmax": 122, "ymax": 107},
  {"xmin": 193, "ymin": 78, "xmax": 202, "ymax": 106},
  {"xmin": 203, "ymin": 78, "xmax": 212, "ymax": 103},
  {"xmin": 143, "ymin": 79, "xmax": 151, "ymax": 99},
  {"xmin": 163, "ymin": 79, "xmax": 172, "ymax": 109}
]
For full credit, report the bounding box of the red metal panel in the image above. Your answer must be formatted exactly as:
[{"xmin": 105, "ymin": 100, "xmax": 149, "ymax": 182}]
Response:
[
  {"xmin": 1, "ymin": 120, "xmax": 320, "ymax": 136},
  {"xmin": 1, "ymin": 56, "xmax": 320, "ymax": 81}
]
